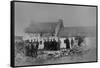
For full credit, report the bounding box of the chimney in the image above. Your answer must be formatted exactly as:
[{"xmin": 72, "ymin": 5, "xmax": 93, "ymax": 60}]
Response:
[{"xmin": 54, "ymin": 19, "xmax": 64, "ymax": 36}]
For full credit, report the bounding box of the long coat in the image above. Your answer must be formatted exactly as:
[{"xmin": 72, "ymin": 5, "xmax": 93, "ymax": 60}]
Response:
[{"xmin": 64, "ymin": 38, "xmax": 70, "ymax": 49}]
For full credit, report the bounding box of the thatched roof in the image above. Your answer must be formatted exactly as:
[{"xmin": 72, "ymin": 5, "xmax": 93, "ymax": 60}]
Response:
[{"xmin": 25, "ymin": 22, "xmax": 58, "ymax": 33}]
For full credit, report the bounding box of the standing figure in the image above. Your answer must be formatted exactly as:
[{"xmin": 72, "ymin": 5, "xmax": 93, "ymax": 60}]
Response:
[
  {"xmin": 31, "ymin": 39, "xmax": 39, "ymax": 57},
  {"xmin": 71, "ymin": 37, "xmax": 74, "ymax": 48},
  {"xmin": 57, "ymin": 39, "xmax": 61, "ymax": 50},
  {"xmin": 48, "ymin": 39, "xmax": 52, "ymax": 50},
  {"xmin": 25, "ymin": 42, "xmax": 29, "ymax": 56},
  {"xmin": 51, "ymin": 39, "xmax": 54, "ymax": 50},
  {"xmin": 52, "ymin": 39, "xmax": 58, "ymax": 50},
  {"xmin": 31, "ymin": 41, "xmax": 35, "ymax": 57},
  {"xmin": 44, "ymin": 39, "xmax": 47, "ymax": 50},
  {"xmin": 64, "ymin": 38, "xmax": 70, "ymax": 49},
  {"xmin": 28, "ymin": 42, "xmax": 32, "ymax": 57},
  {"xmin": 46, "ymin": 39, "xmax": 50, "ymax": 50}
]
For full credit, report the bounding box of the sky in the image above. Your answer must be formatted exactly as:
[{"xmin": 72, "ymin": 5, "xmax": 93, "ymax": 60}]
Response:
[{"xmin": 15, "ymin": 2, "xmax": 96, "ymax": 36}]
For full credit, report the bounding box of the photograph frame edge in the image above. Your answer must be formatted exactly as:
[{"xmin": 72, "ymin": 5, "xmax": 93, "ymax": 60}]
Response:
[
  {"xmin": 10, "ymin": 1, "xmax": 98, "ymax": 67},
  {"xmin": 10, "ymin": 1, "xmax": 15, "ymax": 67}
]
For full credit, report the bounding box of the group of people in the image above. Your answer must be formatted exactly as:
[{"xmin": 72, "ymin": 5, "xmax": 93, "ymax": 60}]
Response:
[
  {"xmin": 25, "ymin": 40, "xmax": 39, "ymax": 57},
  {"xmin": 43, "ymin": 39, "xmax": 60, "ymax": 50},
  {"xmin": 24, "ymin": 36, "xmax": 85, "ymax": 57}
]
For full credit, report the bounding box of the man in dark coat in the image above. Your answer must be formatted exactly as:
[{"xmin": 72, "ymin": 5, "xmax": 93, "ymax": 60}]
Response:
[
  {"xmin": 31, "ymin": 41, "xmax": 35, "ymax": 57},
  {"xmin": 51, "ymin": 39, "xmax": 54, "ymax": 50},
  {"xmin": 35, "ymin": 40, "xmax": 39, "ymax": 57},
  {"xmin": 64, "ymin": 38, "xmax": 70, "ymax": 49},
  {"xmin": 52, "ymin": 39, "xmax": 57, "ymax": 50},
  {"xmin": 48, "ymin": 39, "xmax": 52, "ymax": 50},
  {"xmin": 71, "ymin": 38, "xmax": 74, "ymax": 47},
  {"xmin": 47, "ymin": 39, "xmax": 50, "ymax": 50},
  {"xmin": 44, "ymin": 40, "xmax": 47, "ymax": 50}
]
